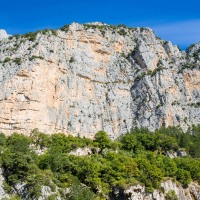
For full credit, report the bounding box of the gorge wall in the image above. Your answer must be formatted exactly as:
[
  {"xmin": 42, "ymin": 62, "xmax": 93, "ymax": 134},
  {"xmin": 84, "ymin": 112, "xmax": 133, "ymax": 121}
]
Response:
[{"xmin": 0, "ymin": 23, "xmax": 200, "ymax": 138}]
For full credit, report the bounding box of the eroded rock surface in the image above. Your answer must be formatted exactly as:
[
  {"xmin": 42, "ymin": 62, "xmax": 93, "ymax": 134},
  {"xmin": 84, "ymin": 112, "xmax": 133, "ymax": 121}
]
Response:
[
  {"xmin": 109, "ymin": 180, "xmax": 200, "ymax": 200},
  {"xmin": 0, "ymin": 23, "xmax": 199, "ymax": 138}
]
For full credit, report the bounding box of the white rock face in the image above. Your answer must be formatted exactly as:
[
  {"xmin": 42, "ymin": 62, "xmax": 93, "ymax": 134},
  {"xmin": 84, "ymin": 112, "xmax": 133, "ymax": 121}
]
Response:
[
  {"xmin": 0, "ymin": 169, "xmax": 9, "ymax": 199},
  {"xmin": 29, "ymin": 144, "xmax": 48, "ymax": 155},
  {"xmin": 69, "ymin": 147, "xmax": 92, "ymax": 156},
  {"xmin": 0, "ymin": 30, "xmax": 9, "ymax": 40},
  {"xmin": 110, "ymin": 180, "xmax": 200, "ymax": 200},
  {"xmin": 0, "ymin": 23, "xmax": 199, "ymax": 138},
  {"xmin": 39, "ymin": 186, "xmax": 61, "ymax": 200}
]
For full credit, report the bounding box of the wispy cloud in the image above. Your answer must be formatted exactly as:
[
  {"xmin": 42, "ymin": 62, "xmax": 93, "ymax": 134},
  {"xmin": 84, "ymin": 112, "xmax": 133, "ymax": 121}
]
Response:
[{"xmin": 151, "ymin": 19, "xmax": 200, "ymax": 49}]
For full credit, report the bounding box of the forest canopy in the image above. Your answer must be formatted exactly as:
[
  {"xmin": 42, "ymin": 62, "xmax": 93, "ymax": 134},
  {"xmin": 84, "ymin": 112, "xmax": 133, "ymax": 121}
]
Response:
[{"xmin": 0, "ymin": 125, "xmax": 200, "ymax": 199}]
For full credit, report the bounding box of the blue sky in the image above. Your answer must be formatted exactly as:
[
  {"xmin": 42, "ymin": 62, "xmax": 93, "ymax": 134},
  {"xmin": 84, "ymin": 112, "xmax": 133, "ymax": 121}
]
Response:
[{"xmin": 0, "ymin": 0, "xmax": 200, "ymax": 49}]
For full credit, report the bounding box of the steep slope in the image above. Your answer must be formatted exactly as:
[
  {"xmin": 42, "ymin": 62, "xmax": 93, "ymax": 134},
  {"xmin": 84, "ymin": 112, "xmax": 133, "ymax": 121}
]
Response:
[{"xmin": 0, "ymin": 23, "xmax": 199, "ymax": 138}]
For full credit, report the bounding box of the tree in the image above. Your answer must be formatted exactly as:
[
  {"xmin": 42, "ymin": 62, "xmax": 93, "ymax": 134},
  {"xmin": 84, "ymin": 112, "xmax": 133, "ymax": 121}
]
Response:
[
  {"xmin": 136, "ymin": 158, "xmax": 163, "ymax": 191},
  {"xmin": 7, "ymin": 133, "xmax": 31, "ymax": 153},
  {"xmin": 0, "ymin": 132, "xmax": 6, "ymax": 146},
  {"xmin": 137, "ymin": 133, "xmax": 157, "ymax": 151},
  {"xmin": 94, "ymin": 131, "xmax": 111, "ymax": 150},
  {"xmin": 120, "ymin": 133, "xmax": 136, "ymax": 150},
  {"xmin": 176, "ymin": 169, "xmax": 192, "ymax": 187},
  {"xmin": 162, "ymin": 157, "xmax": 178, "ymax": 177},
  {"xmin": 31, "ymin": 129, "xmax": 51, "ymax": 148},
  {"xmin": 2, "ymin": 151, "xmax": 33, "ymax": 185},
  {"xmin": 67, "ymin": 177, "xmax": 95, "ymax": 200},
  {"xmin": 156, "ymin": 134, "xmax": 178, "ymax": 152}
]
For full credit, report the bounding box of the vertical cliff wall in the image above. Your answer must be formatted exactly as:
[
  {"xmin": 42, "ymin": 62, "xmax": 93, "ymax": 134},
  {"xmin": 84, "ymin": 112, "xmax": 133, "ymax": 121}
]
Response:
[{"xmin": 0, "ymin": 23, "xmax": 199, "ymax": 137}]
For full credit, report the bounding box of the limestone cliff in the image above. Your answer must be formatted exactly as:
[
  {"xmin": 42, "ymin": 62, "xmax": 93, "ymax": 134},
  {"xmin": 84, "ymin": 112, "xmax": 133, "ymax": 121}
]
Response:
[
  {"xmin": 0, "ymin": 23, "xmax": 199, "ymax": 138},
  {"xmin": 110, "ymin": 180, "xmax": 200, "ymax": 200}
]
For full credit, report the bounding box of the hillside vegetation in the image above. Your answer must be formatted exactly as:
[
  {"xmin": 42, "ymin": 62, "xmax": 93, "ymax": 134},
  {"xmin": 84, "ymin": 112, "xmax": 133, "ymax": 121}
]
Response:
[{"xmin": 0, "ymin": 126, "xmax": 200, "ymax": 199}]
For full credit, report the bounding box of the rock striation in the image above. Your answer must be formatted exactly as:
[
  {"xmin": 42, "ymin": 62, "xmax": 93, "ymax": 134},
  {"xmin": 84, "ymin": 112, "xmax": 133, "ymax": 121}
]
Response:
[{"xmin": 0, "ymin": 23, "xmax": 200, "ymax": 138}]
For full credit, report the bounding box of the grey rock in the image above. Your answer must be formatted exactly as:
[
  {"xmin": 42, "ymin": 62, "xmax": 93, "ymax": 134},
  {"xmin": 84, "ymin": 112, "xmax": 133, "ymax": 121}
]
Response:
[
  {"xmin": 69, "ymin": 147, "xmax": 92, "ymax": 156},
  {"xmin": 0, "ymin": 30, "xmax": 10, "ymax": 40},
  {"xmin": 109, "ymin": 180, "xmax": 200, "ymax": 200},
  {"xmin": 0, "ymin": 23, "xmax": 199, "ymax": 138},
  {"xmin": 0, "ymin": 169, "xmax": 9, "ymax": 199}
]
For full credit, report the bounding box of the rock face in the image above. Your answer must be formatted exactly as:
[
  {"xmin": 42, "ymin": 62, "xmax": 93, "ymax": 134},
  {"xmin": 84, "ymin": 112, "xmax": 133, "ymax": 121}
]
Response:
[
  {"xmin": 0, "ymin": 169, "xmax": 9, "ymax": 199},
  {"xmin": 0, "ymin": 30, "xmax": 9, "ymax": 40},
  {"xmin": 69, "ymin": 147, "xmax": 93, "ymax": 156},
  {"xmin": 0, "ymin": 169, "xmax": 62, "ymax": 200},
  {"xmin": 109, "ymin": 180, "xmax": 200, "ymax": 200},
  {"xmin": 0, "ymin": 23, "xmax": 199, "ymax": 138}
]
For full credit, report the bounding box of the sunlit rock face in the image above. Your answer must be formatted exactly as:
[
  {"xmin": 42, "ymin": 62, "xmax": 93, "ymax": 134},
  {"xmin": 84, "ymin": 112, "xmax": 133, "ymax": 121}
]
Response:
[
  {"xmin": 109, "ymin": 180, "xmax": 200, "ymax": 200},
  {"xmin": 0, "ymin": 29, "xmax": 10, "ymax": 40},
  {"xmin": 0, "ymin": 23, "xmax": 199, "ymax": 138}
]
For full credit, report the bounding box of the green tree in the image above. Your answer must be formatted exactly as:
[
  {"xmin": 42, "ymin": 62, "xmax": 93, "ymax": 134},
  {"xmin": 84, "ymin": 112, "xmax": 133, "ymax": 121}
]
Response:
[
  {"xmin": 136, "ymin": 158, "xmax": 163, "ymax": 191},
  {"xmin": 120, "ymin": 133, "xmax": 136, "ymax": 150},
  {"xmin": 0, "ymin": 132, "xmax": 6, "ymax": 146},
  {"xmin": 7, "ymin": 133, "xmax": 31, "ymax": 153},
  {"xmin": 67, "ymin": 178, "xmax": 95, "ymax": 200},
  {"xmin": 31, "ymin": 129, "xmax": 51, "ymax": 148},
  {"xmin": 94, "ymin": 131, "xmax": 111, "ymax": 150},
  {"xmin": 176, "ymin": 169, "xmax": 192, "ymax": 187}
]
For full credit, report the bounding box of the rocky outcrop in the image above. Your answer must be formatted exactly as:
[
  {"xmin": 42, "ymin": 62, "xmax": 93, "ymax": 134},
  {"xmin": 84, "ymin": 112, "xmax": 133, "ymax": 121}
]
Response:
[
  {"xmin": 0, "ymin": 169, "xmax": 62, "ymax": 200},
  {"xmin": 38, "ymin": 186, "xmax": 61, "ymax": 200},
  {"xmin": 165, "ymin": 149, "xmax": 187, "ymax": 158},
  {"xmin": 0, "ymin": 30, "xmax": 9, "ymax": 40},
  {"xmin": 69, "ymin": 147, "xmax": 93, "ymax": 156},
  {"xmin": 0, "ymin": 23, "xmax": 199, "ymax": 138},
  {"xmin": 0, "ymin": 170, "xmax": 199, "ymax": 200},
  {"xmin": 0, "ymin": 169, "xmax": 9, "ymax": 199},
  {"xmin": 109, "ymin": 180, "xmax": 200, "ymax": 200},
  {"xmin": 131, "ymin": 40, "xmax": 200, "ymax": 131}
]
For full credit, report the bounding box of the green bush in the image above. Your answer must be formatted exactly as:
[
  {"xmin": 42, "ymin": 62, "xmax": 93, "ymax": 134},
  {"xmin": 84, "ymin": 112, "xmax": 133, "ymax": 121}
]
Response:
[
  {"xmin": 94, "ymin": 131, "xmax": 111, "ymax": 150},
  {"xmin": 165, "ymin": 190, "xmax": 178, "ymax": 200},
  {"xmin": 3, "ymin": 57, "xmax": 11, "ymax": 63},
  {"xmin": 0, "ymin": 126, "xmax": 200, "ymax": 198},
  {"xmin": 13, "ymin": 58, "xmax": 22, "ymax": 65},
  {"xmin": 176, "ymin": 169, "xmax": 192, "ymax": 187},
  {"xmin": 118, "ymin": 29, "xmax": 127, "ymax": 36}
]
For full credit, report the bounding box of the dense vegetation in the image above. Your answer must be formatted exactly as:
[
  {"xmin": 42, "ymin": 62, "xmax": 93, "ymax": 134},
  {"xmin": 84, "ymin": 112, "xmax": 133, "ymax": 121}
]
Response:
[{"xmin": 0, "ymin": 126, "xmax": 200, "ymax": 199}]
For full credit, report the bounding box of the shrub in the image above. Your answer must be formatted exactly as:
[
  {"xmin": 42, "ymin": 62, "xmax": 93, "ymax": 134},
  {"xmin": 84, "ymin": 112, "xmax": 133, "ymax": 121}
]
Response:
[
  {"xmin": 94, "ymin": 131, "xmax": 111, "ymax": 150},
  {"xmin": 13, "ymin": 58, "xmax": 22, "ymax": 65},
  {"xmin": 118, "ymin": 24, "xmax": 127, "ymax": 28},
  {"xmin": 29, "ymin": 56, "xmax": 44, "ymax": 61},
  {"xmin": 60, "ymin": 25, "xmax": 70, "ymax": 32},
  {"xmin": 176, "ymin": 169, "xmax": 192, "ymax": 187},
  {"xmin": 118, "ymin": 29, "xmax": 127, "ymax": 36},
  {"xmin": 165, "ymin": 190, "xmax": 178, "ymax": 200},
  {"xmin": 120, "ymin": 133, "xmax": 136, "ymax": 150},
  {"xmin": 23, "ymin": 32, "xmax": 38, "ymax": 42},
  {"xmin": 3, "ymin": 57, "xmax": 11, "ymax": 63},
  {"xmin": 69, "ymin": 57, "xmax": 75, "ymax": 63}
]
